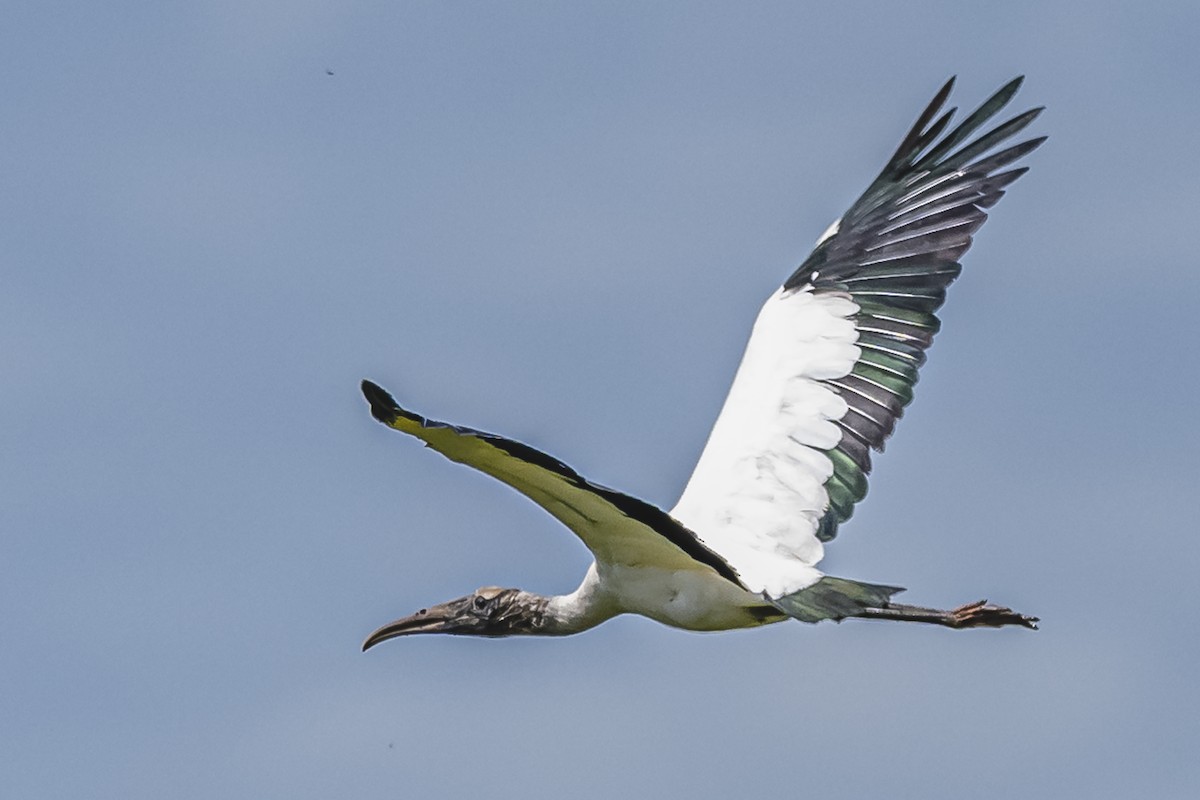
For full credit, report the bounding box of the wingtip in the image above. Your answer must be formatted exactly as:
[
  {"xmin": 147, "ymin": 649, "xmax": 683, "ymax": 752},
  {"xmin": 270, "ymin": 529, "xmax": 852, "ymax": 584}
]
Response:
[
  {"xmin": 361, "ymin": 379, "xmax": 400, "ymax": 424},
  {"xmin": 929, "ymin": 76, "xmax": 956, "ymax": 114}
]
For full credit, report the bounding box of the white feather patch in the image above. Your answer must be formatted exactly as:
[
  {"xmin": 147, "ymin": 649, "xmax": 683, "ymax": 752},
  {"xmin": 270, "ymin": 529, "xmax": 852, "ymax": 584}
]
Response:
[{"xmin": 671, "ymin": 285, "xmax": 860, "ymax": 596}]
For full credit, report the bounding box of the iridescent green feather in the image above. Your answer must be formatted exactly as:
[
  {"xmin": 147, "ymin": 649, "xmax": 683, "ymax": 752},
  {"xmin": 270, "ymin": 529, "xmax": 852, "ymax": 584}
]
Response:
[{"xmin": 796, "ymin": 78, "xmax": 1043, "ymax": 543}]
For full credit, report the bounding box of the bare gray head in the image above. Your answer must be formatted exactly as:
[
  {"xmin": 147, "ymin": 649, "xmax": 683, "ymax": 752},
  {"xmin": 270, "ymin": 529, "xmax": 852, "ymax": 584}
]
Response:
[{"xmin": 362, "ymin": 586, "xmax": 550, "ymax": 650}]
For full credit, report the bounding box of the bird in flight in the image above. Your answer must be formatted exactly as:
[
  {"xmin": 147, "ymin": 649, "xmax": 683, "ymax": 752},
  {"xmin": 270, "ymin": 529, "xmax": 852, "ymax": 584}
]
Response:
[{"xmin": 360, "ymin": 77, "xmax": 1044, "ymax": 649}]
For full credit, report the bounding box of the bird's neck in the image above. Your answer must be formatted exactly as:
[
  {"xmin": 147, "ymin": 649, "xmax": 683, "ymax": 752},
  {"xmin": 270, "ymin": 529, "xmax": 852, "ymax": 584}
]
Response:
[{"xmin": 540, "ymin": 563, "xmax": 619, "ymax": 636}]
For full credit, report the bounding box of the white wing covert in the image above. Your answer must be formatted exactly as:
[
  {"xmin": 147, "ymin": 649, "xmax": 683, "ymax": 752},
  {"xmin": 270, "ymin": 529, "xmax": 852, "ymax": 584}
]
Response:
[{"xmin": 671, "ymin": 77, "xmax": 1045, "ymax": 598}]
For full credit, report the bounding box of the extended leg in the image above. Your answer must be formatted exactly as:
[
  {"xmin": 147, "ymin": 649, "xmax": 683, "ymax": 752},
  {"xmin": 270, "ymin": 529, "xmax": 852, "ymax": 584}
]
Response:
[{"xmin": 851, "ymin": 599, "xmax": 1038, "ymax": 630}]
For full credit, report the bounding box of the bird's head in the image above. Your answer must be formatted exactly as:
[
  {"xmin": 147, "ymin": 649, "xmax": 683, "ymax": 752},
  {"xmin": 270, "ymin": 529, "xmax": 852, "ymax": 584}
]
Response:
[{"xmin": 362, "ymin": 586, "xmax": 547, "ymax": 650}]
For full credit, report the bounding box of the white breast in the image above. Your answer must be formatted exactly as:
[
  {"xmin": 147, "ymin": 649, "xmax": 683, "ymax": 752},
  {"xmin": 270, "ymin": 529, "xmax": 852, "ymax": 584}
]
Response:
[{"xmin": 596, "ymin": 563, "xmax": 777, "ymax": 631}]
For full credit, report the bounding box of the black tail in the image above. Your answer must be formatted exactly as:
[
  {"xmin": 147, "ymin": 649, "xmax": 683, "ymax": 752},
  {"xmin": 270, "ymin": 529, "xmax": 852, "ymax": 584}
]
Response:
[{"xmin": 772, "ymin": 576, "xmax": 905, "ymax": 623}]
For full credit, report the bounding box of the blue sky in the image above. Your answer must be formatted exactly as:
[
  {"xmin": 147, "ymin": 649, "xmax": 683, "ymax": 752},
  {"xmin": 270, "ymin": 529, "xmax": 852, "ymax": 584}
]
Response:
[{"xmin": 4, "ymin": 3, "xmax": 1198, "ymax": 798}]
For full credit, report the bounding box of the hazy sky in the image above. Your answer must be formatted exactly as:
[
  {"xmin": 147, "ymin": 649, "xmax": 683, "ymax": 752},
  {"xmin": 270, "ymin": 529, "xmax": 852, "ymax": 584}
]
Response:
[{"xmin": 4, "ymin": 3, "xmax": 1198, "ymax": 798}]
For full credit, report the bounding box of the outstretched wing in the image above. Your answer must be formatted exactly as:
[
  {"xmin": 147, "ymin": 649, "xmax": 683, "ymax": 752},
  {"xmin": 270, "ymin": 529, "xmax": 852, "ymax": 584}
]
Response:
[
  {"xmin": 361, "ymin": 380, "xmax": 742, "ymax": 585},
  {"xmin": 671, "ymin": 77, "xmax": 1044, "ymax": 598}
]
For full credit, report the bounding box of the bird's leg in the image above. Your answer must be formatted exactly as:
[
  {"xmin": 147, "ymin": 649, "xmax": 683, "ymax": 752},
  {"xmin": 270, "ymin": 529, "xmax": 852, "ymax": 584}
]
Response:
[{"xmin": 850, "ymin": 599, "xmax": 1038, "ymax": 630}]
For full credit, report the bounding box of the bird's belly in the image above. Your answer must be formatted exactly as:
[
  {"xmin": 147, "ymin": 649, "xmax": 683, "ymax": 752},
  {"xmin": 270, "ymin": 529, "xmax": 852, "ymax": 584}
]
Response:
[{"xmin": 599, "ymin": 565, "xmax": 780, "ymax": 631}]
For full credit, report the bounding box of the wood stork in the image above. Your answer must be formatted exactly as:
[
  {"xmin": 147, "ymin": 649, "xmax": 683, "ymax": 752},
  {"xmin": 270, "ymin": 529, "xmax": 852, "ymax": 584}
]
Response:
[{"xmin": 360, "ymin": 77, "xmax": 1043, "ymax": 649}]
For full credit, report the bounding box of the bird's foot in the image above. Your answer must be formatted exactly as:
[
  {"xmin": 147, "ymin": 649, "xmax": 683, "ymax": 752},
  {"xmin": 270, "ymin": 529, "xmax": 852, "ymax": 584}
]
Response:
[{"xmin": 950, "ymin": 599, "xmax": 1038, "ymax": 630}]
